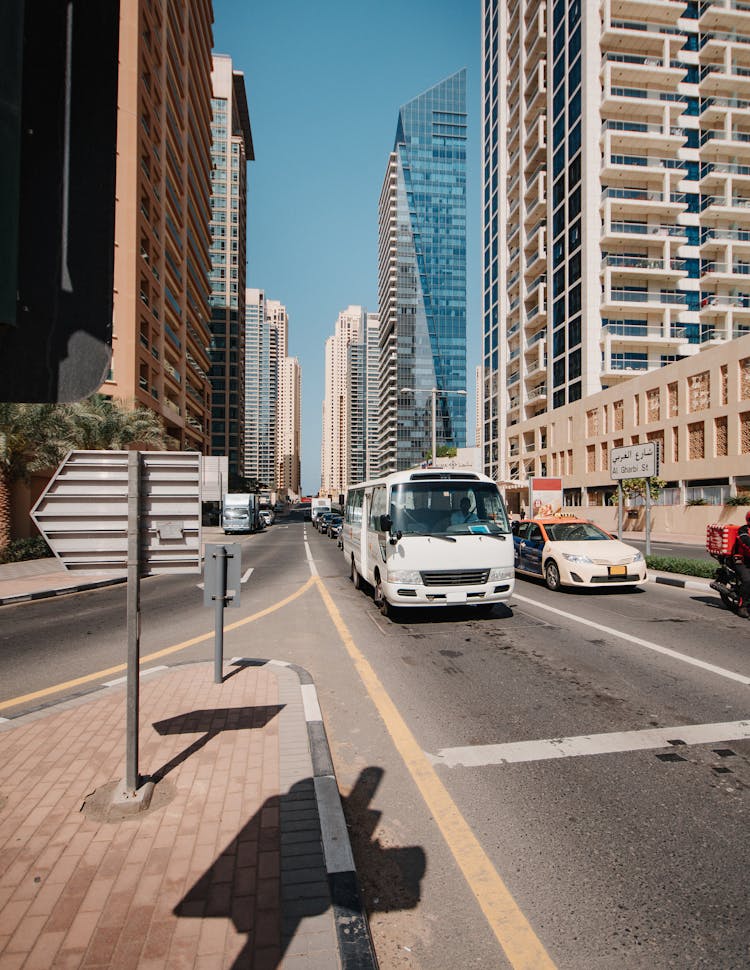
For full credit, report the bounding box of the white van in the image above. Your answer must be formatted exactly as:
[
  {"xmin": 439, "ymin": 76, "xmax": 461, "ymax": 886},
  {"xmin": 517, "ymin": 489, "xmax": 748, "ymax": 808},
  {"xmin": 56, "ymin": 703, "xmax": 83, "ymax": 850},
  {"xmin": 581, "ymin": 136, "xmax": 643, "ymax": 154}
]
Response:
[{"xmin": 342, "ymin": 469, "xmax": 514, "ymax": 616}]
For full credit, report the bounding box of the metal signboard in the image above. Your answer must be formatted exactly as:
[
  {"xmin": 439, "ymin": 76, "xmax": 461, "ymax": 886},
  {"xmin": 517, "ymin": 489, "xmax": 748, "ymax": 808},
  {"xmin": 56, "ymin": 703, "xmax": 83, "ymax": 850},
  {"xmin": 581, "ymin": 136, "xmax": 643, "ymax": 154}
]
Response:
[
  {"xmin": 201, "ymin": 455, "xmax": 228, "ymax": 502},
  {"xmin": 610, "ymin": 442, "xmax": 660, "ymax": 481},
  {"xmin": 31, "ymin": 450, "xmax": 201, "ymax": 574},
  {"xmin": 203, "ymin": 543, "xmax": 242, "ymax": 609}
]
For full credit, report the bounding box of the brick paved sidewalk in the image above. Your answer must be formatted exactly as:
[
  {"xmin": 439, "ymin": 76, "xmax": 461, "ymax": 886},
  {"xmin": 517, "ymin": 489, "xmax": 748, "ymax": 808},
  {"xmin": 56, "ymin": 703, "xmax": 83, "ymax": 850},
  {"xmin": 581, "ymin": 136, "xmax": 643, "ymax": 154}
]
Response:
[{"xmin": 0, "ymin": 662, "xmax": 348, "ymax": 969}]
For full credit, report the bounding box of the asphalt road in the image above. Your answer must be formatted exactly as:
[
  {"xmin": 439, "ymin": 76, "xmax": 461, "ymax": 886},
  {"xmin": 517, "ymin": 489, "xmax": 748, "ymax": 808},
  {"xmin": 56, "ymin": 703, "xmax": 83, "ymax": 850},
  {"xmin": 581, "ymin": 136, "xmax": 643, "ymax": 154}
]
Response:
[{"xmin": 1, "ymin": 511, "xmax": 748, "ymax": 969}]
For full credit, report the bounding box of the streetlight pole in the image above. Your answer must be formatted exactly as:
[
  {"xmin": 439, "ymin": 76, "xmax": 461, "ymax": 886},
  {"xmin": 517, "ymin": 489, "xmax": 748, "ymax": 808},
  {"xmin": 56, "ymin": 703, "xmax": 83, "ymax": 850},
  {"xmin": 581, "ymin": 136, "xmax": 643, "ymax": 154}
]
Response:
[{"xmin": 400, "ymin": 386, "xmax": 467, "ymax": 465}]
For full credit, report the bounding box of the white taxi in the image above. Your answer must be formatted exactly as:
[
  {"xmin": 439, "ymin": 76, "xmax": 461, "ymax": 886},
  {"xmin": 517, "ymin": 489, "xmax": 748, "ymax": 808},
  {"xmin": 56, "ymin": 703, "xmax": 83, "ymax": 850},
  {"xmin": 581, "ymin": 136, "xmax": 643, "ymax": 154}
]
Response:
[{"xmin": 512, "ymin": 516, "xmax": 647, "ymax": 591}]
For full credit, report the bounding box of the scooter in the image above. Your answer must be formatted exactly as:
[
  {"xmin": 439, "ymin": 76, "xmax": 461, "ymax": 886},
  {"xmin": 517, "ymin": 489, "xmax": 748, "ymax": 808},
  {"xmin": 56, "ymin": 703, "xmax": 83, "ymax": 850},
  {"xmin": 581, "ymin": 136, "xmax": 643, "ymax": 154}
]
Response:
[{"xmin": 709, "ymin": 554, "xmax": 744, "ymax": 615}]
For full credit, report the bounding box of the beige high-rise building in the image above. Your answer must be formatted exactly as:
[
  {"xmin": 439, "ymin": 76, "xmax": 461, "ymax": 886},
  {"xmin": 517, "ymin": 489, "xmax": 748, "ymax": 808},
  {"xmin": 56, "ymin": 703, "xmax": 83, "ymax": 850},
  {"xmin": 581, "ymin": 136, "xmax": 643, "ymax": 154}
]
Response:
[
  {"xmin": 321, "ymin": 306, "xmax": 380, "ymax": 496},
  {"xmin": 482, "ymin": 0, "xmax": 750, "ymax": 495},
  {"xmin": 277, "ymin": 357, "xmax": 301, "ymax": 498},
  {"xmin": 208, "ymin": 55, "xmax": 253, "ymax": 477},
  {"xmin": 105, "ymin": 0, "xmax": 214, "ymax": 451}
]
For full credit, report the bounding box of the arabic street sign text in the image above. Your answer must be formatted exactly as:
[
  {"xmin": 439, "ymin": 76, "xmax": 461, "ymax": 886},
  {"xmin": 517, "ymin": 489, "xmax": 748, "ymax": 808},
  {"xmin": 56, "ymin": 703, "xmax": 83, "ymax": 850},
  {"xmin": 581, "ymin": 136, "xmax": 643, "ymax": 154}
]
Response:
[{"xmin": 610, "ymin": 442, "xmax": 660, "ymax": 480}]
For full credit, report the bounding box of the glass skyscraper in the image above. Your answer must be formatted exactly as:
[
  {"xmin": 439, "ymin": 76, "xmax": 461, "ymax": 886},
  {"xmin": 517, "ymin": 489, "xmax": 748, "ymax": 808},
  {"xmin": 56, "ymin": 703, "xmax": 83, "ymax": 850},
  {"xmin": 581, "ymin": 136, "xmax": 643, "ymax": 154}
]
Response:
[{"xmin": 378, "ymin": 70, "xmax": 467, "ymax": 473}]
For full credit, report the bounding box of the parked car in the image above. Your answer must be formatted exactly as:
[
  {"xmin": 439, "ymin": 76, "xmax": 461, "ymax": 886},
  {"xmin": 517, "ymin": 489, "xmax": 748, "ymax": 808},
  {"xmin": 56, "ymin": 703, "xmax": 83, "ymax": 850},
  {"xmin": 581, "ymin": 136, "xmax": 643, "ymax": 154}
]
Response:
[
  {"xmin": 327, "ymin": 515, "xmax": 343, "ymax": 539},
  {"xmin": 259, "ymin": 509, "xmax": 274, "ymax": 527},
  {"xmin": 512, "ymin": 516, "xmax": 646, "ymax": 591},
  {"xmin": 317, "ymin": 512, "xmax": 335, "ymax": 533}
]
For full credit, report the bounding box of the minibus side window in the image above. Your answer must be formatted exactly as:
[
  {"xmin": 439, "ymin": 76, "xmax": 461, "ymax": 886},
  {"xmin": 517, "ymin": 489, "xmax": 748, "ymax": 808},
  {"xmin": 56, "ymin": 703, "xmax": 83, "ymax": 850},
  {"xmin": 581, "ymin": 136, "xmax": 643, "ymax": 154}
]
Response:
[{"xmin": 369, "ymin": 487, "xmax": 386, "ymax": 530}]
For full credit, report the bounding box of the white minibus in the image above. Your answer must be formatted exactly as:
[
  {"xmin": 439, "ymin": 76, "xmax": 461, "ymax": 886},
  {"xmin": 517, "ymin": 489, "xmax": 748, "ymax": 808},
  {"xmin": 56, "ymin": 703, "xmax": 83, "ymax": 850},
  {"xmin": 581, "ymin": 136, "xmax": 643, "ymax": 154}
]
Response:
[{"xmin": 342, "ymin": 469, "xmax": 514, "ymax": 616}]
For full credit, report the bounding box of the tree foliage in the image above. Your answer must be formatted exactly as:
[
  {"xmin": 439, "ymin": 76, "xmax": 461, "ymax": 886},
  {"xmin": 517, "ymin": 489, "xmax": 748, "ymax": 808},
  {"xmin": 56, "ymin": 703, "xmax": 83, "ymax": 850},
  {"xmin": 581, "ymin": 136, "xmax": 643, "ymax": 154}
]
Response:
[{"xmin": 0, "ymin": 396, "xmax": 169, "ymax": 549}]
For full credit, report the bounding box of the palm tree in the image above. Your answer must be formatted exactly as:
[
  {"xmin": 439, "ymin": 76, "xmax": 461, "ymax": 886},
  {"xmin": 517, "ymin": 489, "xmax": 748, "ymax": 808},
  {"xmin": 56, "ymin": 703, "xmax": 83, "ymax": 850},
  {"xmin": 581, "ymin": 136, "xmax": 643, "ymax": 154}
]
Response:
[
  {"xmin": 0, "ymin": 396, "xmax": 170, "ymax": 551},
  {"xmin": 0, "ymin": 403, "xmax": 72, "ymax": 550},
  {"xmin": 65, "ymin": 394, "xmax": 169, "ymax": 450}
]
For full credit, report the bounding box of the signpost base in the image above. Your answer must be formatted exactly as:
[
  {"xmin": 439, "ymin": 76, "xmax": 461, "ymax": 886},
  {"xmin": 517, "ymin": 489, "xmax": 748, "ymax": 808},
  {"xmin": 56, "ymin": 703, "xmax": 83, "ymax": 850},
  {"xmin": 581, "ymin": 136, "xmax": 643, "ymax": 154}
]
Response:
[{"xmin": 110, "ymin": 777, "xmax": 155, "ymax": 814}]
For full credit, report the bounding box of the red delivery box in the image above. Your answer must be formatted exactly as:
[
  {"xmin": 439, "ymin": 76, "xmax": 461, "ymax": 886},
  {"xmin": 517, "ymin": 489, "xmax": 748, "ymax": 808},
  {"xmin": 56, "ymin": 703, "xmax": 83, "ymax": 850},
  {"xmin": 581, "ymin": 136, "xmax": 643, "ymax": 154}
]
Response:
[{"xmin": 706, "ymin": 523, "xmax": 739, "ymax": 556}]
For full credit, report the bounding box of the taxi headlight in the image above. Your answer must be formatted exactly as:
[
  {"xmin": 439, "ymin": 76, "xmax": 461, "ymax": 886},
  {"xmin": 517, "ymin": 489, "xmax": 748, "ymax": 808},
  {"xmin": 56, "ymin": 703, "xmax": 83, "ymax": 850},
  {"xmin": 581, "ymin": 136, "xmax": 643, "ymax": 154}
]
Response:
[
  {"xmin": 488, "ymin": 566, "xmax": 514, "ymax": 581},
  {"xmin": 387, "ymin": 569, "xmax": 422, "ymax": 584},
  {"xmin": 562, "ymin": 552, "xmax": 592, "ymax": 564},
  {"xmin": 631, "ymin": 551, "xmax": 644, "ymax": 563}
]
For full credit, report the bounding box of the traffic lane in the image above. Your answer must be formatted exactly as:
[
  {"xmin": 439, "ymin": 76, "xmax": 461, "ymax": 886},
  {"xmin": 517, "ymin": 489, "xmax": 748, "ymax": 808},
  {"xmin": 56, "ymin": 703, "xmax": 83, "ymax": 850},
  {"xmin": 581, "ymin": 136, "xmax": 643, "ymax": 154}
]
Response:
[
  {"xmin": 312, "ymin": 539, "xmax": 750, "ymax": 966},
  {"xmin": 310, "ymin": 532, "xmax": 750, "ymax": 755},
  {"xmin": 0, "ymin": 525, "xmax": 311, "ymax": 711},
  {"xmin": 509, "ymin": 571, "xmax": 750, "ymax": 690},
  {"xmin": 443, "ymin": 734, "xmax": 750, "ymax": 969}
]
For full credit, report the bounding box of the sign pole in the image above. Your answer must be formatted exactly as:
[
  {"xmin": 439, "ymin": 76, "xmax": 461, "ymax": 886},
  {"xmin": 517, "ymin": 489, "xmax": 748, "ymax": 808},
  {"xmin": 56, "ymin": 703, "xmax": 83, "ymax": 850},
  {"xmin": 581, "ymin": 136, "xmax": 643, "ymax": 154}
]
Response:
[
  {"xmin": 125, "ymin": 451, "xmax": 142, "ymax": 793},
  {"xmin": 214, "ymin": 545, "xmax": 227, "ymax": 684},
  {"xmin": 645, "ymin": 476, "xmax": 652, "ymax": 557},
  {"xmin": 431, "ymin": 388, "xmax": 437, "ymax": 466},
  {"xmin": 617, "ymin": 481, "xmax": 623, "ymax": 541}
]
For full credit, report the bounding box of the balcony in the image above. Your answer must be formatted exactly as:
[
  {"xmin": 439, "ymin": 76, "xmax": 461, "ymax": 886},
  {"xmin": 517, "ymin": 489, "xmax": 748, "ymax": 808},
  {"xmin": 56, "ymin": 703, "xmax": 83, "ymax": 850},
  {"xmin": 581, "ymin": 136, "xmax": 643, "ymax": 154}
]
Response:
[
  {"xmin": 601, "ymin": 151, "xmax": 686, "ymax": 180},
  {"xmin": 526, "ymin": 383, "xmax": 547, "ymax": 403},
  {"xmin": 700, "ymin": 60, "xmax": 750, "ymax": 95},
  {"xmin": 600, "ymin": 50, "xmax": 686, "ymax": 85},
  {"xmin": 699, "ymin": 0, "xmax": 750, "ymax": 32},
  {"xmin": 601, "ymin": 220, "xmax": 688, "ymax": 245},
  {"xmin": 600, "ymin": 320, "xmax": 691, "ymax": 345},
  {"xmin": 602, "ymin": 287, "xmax": 690, "ymax": 310},
  {"xmin": 601, "ymin": 254, "xmax": 688, "ymax": 280},
  {"xmin": 601, "ymin": 118, "xmax": 685, "ymax": 152},
  {"xmin": 700, "ymin": 259, "xmax": 750, "ymax": 281},
  {"xmin": 601, "ymin": 186, "xmax": 687, "ymax": 218},
  {"xmin": 701, "ymin": 127, "xmax": 750, "ymax": 162}
]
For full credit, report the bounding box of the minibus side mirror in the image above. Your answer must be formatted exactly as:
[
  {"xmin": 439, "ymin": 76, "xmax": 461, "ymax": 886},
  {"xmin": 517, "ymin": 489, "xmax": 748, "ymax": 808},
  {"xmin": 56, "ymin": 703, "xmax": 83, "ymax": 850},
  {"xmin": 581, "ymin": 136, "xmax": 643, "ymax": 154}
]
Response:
[{"xmin": 379, "ymin": 514, "xmax": 392, "ymax": 533}]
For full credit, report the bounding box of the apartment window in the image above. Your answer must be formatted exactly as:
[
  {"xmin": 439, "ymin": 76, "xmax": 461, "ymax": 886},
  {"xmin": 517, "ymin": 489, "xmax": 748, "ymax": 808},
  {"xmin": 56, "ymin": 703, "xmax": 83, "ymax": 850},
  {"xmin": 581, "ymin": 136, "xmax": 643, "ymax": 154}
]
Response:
[
  {"xmin": 715, "ymin": 416, "xmax": 728, "ymax": 457},
  {"xmin": 647, "ymin": 388, "xmax": 660, "ymax": 423},
  {"xmin": 587, "ymin": 444, "xmax": 595, "ymax": 472},
  {"xmin": 600, "ymin": 441, "xmax": 609, "ymax": 472},
  {"xmin": 742, "ymin": 411, "xmax": 750, "ymax": 454},
  {"xmin": 672, "ymin": 426, "xmax": 679, "ymax": 463},
  {"xmin": 741, "ymin": 357, "xmax": 750, "ymax": 400},
  {"xmin": 668, "ymin": 382, "xmax": 679, "ymax": 417},
  {"xmin": 688, "ymin": 421, "xmax": 705, "ymax": 460},
  {"xmin": 688, "ymin": 371, "xmax": 710, "ymax": 412},
  {"xmin": 613, "ymin": 400, "xmax": 623, "ymax": 431}
]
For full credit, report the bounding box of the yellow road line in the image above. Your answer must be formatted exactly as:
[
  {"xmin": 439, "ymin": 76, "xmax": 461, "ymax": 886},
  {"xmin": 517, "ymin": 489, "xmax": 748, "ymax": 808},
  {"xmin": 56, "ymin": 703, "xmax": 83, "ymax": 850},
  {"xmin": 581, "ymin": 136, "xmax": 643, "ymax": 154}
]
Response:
[
  {"xmin": 314, "ymin": 575, "xmax": 556, "ymax": 970},
  {"xmin": 0, "ymin": 576, "xmax": 316, "ymax": 713}
]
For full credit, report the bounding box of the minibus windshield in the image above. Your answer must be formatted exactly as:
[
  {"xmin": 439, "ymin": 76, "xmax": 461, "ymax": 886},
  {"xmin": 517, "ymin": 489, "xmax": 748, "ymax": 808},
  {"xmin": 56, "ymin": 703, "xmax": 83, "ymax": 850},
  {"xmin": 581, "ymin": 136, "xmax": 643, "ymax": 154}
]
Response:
[{"xmin": 388, "ymin": 482, "xmax": 511, "ymax": 537}]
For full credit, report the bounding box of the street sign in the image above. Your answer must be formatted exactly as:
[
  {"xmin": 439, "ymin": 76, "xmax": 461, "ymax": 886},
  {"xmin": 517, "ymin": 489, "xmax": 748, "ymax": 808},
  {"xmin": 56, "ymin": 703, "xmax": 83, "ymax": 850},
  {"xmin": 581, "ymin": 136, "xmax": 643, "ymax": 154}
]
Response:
[
  {"xmin": 610, "ymin": 442, "xmax": 660, "ymax": 480},
  {"xmin": 201, "ymin": 455, "xmax": 228, "ymax": 502},
  {"xmin": 204, "ymin": 543, "xmax": 242, "ymax": 609},
  {"xmin": 30, "ymin": 450, "xmax": 201, "ymax": 574}
]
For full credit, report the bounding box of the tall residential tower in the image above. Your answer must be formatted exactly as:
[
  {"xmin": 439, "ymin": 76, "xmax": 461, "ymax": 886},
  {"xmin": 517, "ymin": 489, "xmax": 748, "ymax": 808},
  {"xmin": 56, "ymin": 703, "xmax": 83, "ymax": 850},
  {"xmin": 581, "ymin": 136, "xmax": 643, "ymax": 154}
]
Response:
[
  {"xmin": 378, "ymin": 71, "xmax": 468, "ymax": 473},
  {"xmin": 482, "ymin": 0, "xmax": 750, "ymax": 485},
  {"xmin": 208, "ymin": 55, "xmax": 254, "ymax": 477},
  {"xmin": 321, "ymin": 306, "xmax": 380, "ymax": 497},
  {"xmin": 106, "ymin": 0, "xmax": 214, "ymax": 450}
]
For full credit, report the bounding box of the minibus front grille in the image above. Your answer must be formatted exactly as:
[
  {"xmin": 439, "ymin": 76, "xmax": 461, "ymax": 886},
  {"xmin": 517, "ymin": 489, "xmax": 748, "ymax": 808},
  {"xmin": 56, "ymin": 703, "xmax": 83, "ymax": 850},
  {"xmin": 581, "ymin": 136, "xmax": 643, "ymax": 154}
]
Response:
[{"xmin": 420, "ymin": 569, "xmax": 490, "ymax": 587}]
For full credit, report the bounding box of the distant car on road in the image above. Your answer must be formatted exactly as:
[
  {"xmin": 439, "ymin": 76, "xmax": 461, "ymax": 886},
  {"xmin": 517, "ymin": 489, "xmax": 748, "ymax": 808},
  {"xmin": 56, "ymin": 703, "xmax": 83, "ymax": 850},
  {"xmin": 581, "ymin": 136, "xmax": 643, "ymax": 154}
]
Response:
[
  {"xmin": 327, "ymin": 515, "xmax": 343, "ymax": 539},
  {"xmin": 512, "ymin": 516, "xmax": 646, "ymax": 591},
  {"xmin": 259, "ymin": 509, "xmax": 274, "ymax": 528},
  {"xmin": 316, "ymin": 512, "xmax": 334, "ymax": 534}
]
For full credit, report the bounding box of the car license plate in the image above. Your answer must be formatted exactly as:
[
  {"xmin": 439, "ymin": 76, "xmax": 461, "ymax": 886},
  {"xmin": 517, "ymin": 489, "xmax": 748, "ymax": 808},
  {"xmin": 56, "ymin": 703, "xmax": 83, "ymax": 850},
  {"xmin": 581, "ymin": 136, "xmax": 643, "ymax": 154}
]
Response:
[
  {"xmin": 609, "ymin": 565, "xmax": 627, "ymax": 576},
  {"xmin": 447, "ymin": 591, "xmax": 467, "ymax": 604}
]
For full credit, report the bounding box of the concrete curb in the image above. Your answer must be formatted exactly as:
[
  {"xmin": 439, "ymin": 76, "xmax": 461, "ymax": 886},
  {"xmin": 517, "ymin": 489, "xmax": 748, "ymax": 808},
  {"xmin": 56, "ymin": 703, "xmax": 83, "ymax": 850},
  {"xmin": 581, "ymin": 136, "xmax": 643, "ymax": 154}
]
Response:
[
  {"xmin": 234, "ymin": 658, "xmax": 379, "ymax": 970},
  {"xmin": 0, "ymin": 574, "xmax": 127, "ymax": 606},
  {"xmin": 647, "ymin": 571, "xmax": 712, "ymax": 592}
]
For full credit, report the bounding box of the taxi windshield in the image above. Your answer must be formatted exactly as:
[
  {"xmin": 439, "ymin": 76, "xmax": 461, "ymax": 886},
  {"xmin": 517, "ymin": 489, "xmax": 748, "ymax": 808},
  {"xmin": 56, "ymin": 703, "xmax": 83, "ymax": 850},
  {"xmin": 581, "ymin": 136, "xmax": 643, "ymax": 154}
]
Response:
[
  {"xmin": 389, "ymin": 482, "xmax": 511, "ymax": 536},
  {"xmin": 544, "ymin": 522, "xmax": 611, "ymax": 541}
]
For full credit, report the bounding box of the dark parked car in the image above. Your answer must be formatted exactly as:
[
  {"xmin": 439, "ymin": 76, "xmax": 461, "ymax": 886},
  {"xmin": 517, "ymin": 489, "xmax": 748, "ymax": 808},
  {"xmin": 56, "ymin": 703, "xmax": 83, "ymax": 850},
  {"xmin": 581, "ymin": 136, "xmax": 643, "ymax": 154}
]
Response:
[
  {"xmin": 327, "ymin": 515, "xmax": 343, "ymax": 539},
  {"xmin": 317, "ymin": 512, "xmax": 334, "ymax": 533}
]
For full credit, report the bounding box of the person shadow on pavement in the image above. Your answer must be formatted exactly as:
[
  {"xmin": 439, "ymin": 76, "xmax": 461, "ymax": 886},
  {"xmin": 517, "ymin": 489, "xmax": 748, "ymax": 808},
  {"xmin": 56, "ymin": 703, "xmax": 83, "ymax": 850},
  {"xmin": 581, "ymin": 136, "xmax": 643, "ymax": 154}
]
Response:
[{"xmin": 170, "ymin": 759, "xmax": 425, "ymax": 969}]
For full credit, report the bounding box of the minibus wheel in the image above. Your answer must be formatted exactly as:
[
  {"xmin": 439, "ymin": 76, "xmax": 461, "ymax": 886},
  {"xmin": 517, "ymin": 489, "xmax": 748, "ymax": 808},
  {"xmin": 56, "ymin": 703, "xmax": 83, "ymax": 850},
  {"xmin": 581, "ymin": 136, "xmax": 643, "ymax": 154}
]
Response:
[
  {"xmin": 351, "ymin": 557, "xmax": 361, "ymax": 590},
  {"xmin": 374, "ymin": 575, "xmax": 391, "ymax": 617}
]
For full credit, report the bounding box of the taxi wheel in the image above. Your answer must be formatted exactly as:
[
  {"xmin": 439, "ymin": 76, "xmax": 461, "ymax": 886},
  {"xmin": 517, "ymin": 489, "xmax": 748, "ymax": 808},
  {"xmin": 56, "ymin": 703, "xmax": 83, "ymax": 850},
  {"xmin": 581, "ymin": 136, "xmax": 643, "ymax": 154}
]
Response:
[
  {"xmin": 544, "ymin": 560, "xmax": 562, "ymax": 592},
  {"xmin": 351, "ymin": 557, "xmax": 361, "ymax": 590}
]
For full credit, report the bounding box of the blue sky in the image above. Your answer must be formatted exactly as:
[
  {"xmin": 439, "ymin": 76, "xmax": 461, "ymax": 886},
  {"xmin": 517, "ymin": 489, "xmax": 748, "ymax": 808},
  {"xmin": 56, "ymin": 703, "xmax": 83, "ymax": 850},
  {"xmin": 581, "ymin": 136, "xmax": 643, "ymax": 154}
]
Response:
[{"xmin": 212, "ymin": 1, "xmax": 481, "ymax": 495}]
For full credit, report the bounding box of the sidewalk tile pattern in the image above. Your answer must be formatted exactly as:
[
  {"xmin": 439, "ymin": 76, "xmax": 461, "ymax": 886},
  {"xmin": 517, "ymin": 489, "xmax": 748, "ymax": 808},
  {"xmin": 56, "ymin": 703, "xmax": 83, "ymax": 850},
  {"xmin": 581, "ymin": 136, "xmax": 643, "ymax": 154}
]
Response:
[{"xmin": 0, "ymin": 662, "xmax": 339, "ymax": 968}]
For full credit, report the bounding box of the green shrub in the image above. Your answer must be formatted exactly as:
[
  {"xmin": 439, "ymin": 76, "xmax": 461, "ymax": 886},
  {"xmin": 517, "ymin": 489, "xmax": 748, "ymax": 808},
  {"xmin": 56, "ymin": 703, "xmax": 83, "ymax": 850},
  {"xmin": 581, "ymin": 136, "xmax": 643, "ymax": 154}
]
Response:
[
  {"xmin": 725, "ymin": 495, "xmax": 750, "ymax": 506},
  {"xmin": 0, "ymin": 536, "xmax": 53, "ymax": 564},
  {"xmin": 646, "ymin": 555, "xmax": 716, "ymax": 579},
  {"xmin": 686, "ymin": 498, "xmax": 709, "ymax": 506}
]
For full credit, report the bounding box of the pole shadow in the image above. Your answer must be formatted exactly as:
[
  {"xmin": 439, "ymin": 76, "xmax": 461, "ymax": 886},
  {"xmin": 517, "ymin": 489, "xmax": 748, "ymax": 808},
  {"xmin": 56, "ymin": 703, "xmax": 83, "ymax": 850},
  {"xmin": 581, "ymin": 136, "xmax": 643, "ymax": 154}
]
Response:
[{"xmin": 174, "ymin": 766, "xmax": 426, "ymax": 968}]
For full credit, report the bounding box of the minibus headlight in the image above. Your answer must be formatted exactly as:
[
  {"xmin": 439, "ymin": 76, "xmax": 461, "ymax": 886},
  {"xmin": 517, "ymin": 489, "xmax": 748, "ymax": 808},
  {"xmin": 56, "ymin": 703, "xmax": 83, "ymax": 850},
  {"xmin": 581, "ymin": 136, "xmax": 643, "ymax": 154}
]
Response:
[
  {"xmin": 488, "ymin": 566, "xmax": 514, "ymax": 581},
  {"xmin": 387, "ymin": 569, "xmax": 422, "ymax": 584}
]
